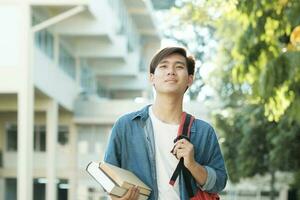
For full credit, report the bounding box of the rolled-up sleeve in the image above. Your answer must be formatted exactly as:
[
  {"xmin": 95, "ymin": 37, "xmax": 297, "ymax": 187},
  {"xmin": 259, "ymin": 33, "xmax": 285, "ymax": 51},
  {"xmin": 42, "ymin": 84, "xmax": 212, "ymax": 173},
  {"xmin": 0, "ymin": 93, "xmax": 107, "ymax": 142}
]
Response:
[
  {"xmin": 199, "ymin": 165, "xmax": 217, "ymax": 191},
  {"xmin": 199, "ymin": 127, "xmax": 228, "ymax": 193}
]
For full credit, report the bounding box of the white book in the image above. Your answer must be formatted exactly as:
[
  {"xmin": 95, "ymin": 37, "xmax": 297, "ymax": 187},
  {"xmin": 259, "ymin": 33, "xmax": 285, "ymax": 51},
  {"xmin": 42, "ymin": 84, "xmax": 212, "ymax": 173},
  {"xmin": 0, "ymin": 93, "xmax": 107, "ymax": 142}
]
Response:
[
  {"xmin": 100, "ymin": 162, "xmax": 151, "ymax": 196},
  {"xmin": 86, "ymin": 161, "xmax": 149, "ymax": 200}
]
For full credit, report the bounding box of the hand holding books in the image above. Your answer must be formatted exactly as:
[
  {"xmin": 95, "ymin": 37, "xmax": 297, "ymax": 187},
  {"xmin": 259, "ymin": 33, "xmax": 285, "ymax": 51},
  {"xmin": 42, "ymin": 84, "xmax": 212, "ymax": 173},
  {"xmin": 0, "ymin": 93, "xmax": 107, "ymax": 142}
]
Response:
[
  {"xmin": 110, "ymin": 186, "xmax": 140, "ymax": 200},
  {"xmin": 86, "ymin": 161, "xmax": 151, "ymax": 200}
]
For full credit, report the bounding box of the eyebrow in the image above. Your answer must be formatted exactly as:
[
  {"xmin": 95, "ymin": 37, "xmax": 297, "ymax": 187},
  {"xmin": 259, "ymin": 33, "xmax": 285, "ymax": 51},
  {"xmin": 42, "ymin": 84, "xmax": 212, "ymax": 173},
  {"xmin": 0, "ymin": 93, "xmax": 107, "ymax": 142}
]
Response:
[{"xmin": 158, "ymin": 60, "xmax": 186, "ymax": 66}]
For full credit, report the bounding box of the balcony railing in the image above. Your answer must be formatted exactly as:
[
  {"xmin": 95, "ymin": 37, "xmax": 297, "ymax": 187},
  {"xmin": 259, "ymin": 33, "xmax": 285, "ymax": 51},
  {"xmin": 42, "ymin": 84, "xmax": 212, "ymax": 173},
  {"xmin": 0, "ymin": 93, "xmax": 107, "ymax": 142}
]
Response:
[
  {"xmin": 80, "ymin": 60, "xmax": 96, "ymax": 95},
  {"xmin": 59, "ymin": 43, "xmax": 76, "ymax": 80},
  {"xmin": 139, "ymin": 58, "xmax": 147, "ymax": 72},
  {"xmin": 32, "ymin": 12, "xmax": 54, "ymax": 60},
  {"xmin": 108, "ymin": 0, "xmax": 141, "ymax": 51}
]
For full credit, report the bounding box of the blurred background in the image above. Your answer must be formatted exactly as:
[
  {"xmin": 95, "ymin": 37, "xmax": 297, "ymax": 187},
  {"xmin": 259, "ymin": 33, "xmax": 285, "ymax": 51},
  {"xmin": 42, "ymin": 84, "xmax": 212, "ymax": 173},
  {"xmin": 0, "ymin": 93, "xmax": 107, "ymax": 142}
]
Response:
[{"xmin": 0, "ymin": 0, "xmax": 299, "ymax": 200}]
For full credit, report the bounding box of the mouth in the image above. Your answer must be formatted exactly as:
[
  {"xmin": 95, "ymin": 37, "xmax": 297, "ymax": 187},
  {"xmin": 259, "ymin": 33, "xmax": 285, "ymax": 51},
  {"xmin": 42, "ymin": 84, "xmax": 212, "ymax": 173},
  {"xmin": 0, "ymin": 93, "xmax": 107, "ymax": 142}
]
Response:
[{"xmin": 165, "ymin": 79, "xmax": 177, "ymax": 83}]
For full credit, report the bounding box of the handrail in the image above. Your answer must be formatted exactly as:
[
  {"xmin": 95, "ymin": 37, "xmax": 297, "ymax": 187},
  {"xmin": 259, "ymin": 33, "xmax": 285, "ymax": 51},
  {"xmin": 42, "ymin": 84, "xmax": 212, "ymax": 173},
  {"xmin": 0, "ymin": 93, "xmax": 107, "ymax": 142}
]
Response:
[{"xmin": 108, "ymin": 0, "xmax": 140, "ymax": 51}]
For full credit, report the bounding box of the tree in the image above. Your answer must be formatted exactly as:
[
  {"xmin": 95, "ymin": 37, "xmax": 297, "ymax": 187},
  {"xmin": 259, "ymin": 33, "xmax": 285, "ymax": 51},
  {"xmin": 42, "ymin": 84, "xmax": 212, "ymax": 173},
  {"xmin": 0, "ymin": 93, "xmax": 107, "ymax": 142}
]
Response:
[
  {"xmin": 226, "ymin": 1, "xmax": 300, "ymax": 196},
  {"xmin": 163, "ymin": 0, "xmax": 300, "ymax": 198},
  {"xmin": 161, "ymin": 1, "xmax": 223, "ymax": 100},
  {"xmin": 228, "ymin": 0, "xmax": 300, "ymax": 122}
]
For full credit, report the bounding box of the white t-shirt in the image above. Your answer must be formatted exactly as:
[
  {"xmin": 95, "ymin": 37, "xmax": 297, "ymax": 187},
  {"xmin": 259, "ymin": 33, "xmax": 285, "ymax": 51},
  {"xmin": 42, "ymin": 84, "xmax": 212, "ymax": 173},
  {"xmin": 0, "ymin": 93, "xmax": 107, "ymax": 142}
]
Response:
[{"xmin": 149, "ymin": 106, "xmax": 180, "ymax": 200}]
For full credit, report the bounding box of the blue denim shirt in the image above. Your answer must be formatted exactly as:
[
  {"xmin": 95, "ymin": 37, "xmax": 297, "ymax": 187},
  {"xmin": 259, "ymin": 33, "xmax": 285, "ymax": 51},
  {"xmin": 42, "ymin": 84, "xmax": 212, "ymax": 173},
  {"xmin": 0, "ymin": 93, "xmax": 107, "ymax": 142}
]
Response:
[{"xmin": 104, "ymin": 105, "xmax": 227, "ymax": 200}]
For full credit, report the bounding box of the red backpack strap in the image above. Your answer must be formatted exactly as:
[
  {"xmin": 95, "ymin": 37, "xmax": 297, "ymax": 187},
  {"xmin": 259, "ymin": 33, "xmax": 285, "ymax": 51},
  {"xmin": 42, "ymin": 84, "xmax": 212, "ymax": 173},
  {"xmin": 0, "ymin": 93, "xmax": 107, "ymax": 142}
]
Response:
[
  {"xmin": 176, "ymin": 112, "xmax": 195, "ymax": 138},
  {"xmin": 177, "ymin": 112, "xmax": 187, "ymax": 137},
  {"xmin": 185, "ymin": 113, "xmax": 195, "ymax": 138},
  {"xmin": 169, "ymin": 112, "xmax": 195, "ymax": 198}
]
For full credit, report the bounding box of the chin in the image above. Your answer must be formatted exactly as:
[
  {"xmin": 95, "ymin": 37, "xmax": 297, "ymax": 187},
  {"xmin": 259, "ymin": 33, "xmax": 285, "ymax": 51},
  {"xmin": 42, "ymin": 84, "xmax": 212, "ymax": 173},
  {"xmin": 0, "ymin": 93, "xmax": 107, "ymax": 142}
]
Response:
[
  {"xmin": 158, "ymin": 89, "xmax": 184, "ymax": 95},
  {"xmin": 155, "ymin": 86, "xmax": 186, "ymax": 94}
]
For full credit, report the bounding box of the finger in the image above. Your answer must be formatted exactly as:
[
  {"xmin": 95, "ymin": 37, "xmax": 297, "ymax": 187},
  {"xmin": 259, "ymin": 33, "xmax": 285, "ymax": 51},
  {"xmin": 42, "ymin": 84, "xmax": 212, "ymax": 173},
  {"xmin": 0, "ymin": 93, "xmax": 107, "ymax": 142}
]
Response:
[
  {"xmin": 175, "ymin": 149, "xmax": 185, "ymax": 159},
  {"xmin": 176, "ymin": 152, "xmax": 184, "ymax": 160},
  {"xmin": 174, "ymin": 139, "xmax": 190, "ymax": 150},
  {"xmin": 172, "ymin": 145, "xmax": 180, "ymax": 155},
  {"xmin": 174, "ymin": 139, "xmax": 183, "ymax": 147},
  {"xmin": 129, "ymin": 186, "xmax": 138, "ymax": 200},
  {"xmin": 177, "ymin": 139, "xmax": 194, "ymax": 151},
  {"xmin": 132, "ymin": 186, "xmax": 140, "ymax": 200},
  {"xmin": 122, "ymin": 187, "xmax": 134, "ymax": 200},
  {"xmin": 172, "ymin": 142, "xmax": 186, "ymax": 155},
  {"xmin": 175, "ymin": 138, "xmax": 189, "ymax": 145}
]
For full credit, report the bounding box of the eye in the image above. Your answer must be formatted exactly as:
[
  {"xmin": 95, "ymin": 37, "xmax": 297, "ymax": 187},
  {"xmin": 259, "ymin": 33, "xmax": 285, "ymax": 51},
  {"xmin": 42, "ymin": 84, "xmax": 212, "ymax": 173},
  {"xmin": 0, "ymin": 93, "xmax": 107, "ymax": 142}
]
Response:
[
  {"xmin": 159, "ymin": 65, "xmax": 167, "ymax": 68},
  {"xmin": 176, "ymin": 65, "xmax": 184, "ymax": 69}
]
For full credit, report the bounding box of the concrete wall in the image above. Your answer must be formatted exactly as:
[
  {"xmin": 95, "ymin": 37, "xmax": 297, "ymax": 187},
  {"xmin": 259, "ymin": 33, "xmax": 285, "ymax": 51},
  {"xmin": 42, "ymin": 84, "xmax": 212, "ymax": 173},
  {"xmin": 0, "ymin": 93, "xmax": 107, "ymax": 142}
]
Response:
[
  {"xmin": 0, "ymin": 4, "xmax": 25, "ymax": 93},
  {"xmin": 0, "ymin": 5, "xmax": 21, "ymax": 68},
  {"xmin": 91, "ymin": 50, "xmax": 140, "ymax": 76},
  {"xmin": 76, "ymin": 124, "xmax": 112, "ymax": 200},
  {"xmin": 77, "ymin": 124, "xmax": 111, "ymax": 169},
  {"xmin": 34, "ymin": 47, "xmax": 80, "ymax": 111}
]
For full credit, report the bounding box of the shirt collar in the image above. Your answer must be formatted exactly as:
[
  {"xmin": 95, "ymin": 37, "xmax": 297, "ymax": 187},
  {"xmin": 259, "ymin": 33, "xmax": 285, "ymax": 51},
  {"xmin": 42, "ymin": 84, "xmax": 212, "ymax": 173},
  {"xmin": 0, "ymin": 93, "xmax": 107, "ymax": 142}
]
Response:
[
  {"xmin": 131, "ymin": 104, "xmax": 196, "ymax": 133},
  {"xmin": 131, "ymin": 104, "xmax": 152, "ymax": 121}
]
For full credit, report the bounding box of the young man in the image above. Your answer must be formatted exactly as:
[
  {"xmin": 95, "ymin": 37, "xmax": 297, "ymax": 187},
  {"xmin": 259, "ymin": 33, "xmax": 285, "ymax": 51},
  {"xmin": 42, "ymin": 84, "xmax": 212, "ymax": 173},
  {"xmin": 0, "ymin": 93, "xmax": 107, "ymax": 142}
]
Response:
[{"xmin": 104, "ymin": 47, "xmax": 227, "ymax": 200}]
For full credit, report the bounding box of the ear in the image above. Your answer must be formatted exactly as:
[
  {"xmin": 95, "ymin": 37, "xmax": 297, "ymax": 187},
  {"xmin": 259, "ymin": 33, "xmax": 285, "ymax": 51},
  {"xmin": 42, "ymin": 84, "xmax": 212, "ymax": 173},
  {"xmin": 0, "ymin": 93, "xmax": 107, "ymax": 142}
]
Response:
[
  {"xmin": 187, "ymin": 75, "xmax": 194, "ymax": 87},
  {"xmin": 149, "ymin": 73, "xmax": 155, "ymax": 85}
]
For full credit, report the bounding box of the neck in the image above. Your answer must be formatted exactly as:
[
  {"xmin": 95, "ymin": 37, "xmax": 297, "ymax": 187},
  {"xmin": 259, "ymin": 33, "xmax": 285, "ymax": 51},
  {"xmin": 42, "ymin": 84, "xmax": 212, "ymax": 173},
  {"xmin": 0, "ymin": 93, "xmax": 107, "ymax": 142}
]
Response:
[{"xmin": 152, "ymin": 94, "xmax": 184, "ymax": 124}]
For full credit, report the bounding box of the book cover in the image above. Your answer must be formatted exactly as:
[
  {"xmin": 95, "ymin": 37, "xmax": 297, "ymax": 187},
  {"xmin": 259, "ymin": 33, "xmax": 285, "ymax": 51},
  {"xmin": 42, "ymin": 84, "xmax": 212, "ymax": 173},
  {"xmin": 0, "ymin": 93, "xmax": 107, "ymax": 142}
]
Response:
[
  {"xmin": 86, "ymin": 161, "xmax": 150, "ymax": 200},
  {"xmin": 100, "ymin": 162, "xmax": 151, "ymax": 196}
]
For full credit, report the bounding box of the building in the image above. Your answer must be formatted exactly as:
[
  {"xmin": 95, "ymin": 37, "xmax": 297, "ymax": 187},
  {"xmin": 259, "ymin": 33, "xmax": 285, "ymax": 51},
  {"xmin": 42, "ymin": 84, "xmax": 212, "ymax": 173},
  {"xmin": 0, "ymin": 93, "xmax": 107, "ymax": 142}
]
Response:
[
  {"xmin": 0, "ymin": 0, "xmax": 162, "ymax": 199},
  {"xmin": 0, "ymin": 1, "xmax": 225, "ymax": 200}
]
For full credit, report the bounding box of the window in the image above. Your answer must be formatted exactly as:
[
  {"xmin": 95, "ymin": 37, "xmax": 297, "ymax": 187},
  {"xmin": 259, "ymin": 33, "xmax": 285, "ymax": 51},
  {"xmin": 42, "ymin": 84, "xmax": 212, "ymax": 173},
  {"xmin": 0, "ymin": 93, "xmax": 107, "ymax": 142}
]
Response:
[
  {"xmin": 6, "ymin": 124, "xmax": 69, "ymax": 153},
  {"xmin": 6, "ymin": 124, "xmax": 17, "ymax": 151},
  {"xmin": 5, "ymin": 178, "xmax": 17, "ymax": 200},
  {"xmin": 58, "ymin": 179, "xmax": 69, "ymax": 200},
  {"xmin": 34, "ymin": 125, "xmax": 46, "ymax": 152},
  {"xmin": 80, "ymin": 63, "xmax": 96, "ymax": 95},
  {"xmin": 33, "ymin": 178, "xmax": 45, "ymax": 200},
  {"xmin": 58, "ymin": 126, "xmax": 69, "ymax": 145}
]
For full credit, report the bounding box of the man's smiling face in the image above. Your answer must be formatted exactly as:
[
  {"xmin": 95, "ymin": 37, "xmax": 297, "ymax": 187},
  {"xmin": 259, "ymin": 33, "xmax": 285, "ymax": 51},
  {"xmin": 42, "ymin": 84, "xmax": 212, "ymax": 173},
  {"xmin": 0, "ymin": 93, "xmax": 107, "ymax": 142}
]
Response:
[{"xmin": 150, "ymin": 53, "xmax": 193, "ymax": 95}]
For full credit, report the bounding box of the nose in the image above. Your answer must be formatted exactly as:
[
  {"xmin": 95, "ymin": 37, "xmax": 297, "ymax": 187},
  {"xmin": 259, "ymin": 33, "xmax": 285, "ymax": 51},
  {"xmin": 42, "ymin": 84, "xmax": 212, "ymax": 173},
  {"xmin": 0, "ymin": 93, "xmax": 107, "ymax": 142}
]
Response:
[{"xmin": 167, "ymin": 66, "xmax": 176, "ymax": 75}]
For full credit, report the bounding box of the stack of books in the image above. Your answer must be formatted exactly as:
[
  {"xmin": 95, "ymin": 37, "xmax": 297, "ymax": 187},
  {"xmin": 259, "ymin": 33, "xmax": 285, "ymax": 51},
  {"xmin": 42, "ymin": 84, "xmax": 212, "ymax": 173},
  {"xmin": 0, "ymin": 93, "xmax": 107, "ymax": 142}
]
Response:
[{"xmin": 86, "ymin": 161, "xmax": 151, "ymax": 200}]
